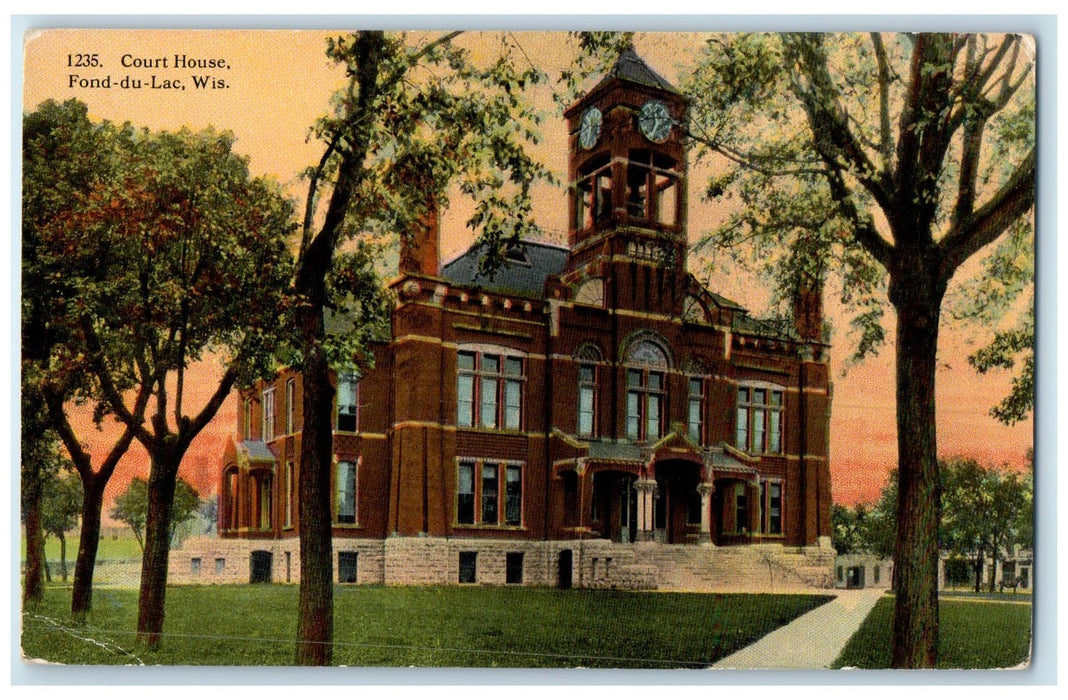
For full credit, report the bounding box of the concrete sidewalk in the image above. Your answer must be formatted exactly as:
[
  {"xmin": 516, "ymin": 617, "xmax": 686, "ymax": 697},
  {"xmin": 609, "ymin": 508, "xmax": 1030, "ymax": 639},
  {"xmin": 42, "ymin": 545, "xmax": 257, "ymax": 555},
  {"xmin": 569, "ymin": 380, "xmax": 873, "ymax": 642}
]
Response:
[{"xmin": 710, "ymin": 589, "xmax": 885, "ymax": 669}]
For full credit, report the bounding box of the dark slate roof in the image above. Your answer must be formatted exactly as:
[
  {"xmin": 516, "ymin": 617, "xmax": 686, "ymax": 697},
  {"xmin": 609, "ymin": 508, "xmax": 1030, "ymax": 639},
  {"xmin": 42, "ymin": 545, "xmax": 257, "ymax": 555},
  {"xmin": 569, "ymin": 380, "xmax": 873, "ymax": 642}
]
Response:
[
  {"xmin": 441, "ymin": 239, "xmax": 569, "ymax": 298},
  {"xmin": 590, "ymin": 46, "xmax": 681, "ymax": 96},
  {"xmin": 239, "ymin": 441, "xmax": 275, "ymax": 462},
  {"xmin": 732, "ymin": 313, "xmax": 803, "ymax": 342}
]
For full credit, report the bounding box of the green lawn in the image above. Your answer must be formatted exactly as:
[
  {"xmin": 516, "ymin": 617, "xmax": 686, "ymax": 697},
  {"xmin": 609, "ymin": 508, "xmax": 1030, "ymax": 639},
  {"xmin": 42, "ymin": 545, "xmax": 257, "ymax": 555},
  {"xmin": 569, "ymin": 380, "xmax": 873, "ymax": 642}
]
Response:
[
  {"xmin": 833, "ymin": 596, "xmax": 1032, "ymax": 669},
  {"xmin": 21, "ymin": 585, "xmax": 831, "ymax": 668},
  {"xmin": 20, "ymin": 532, "xmax": 144, "ymax": 563}
]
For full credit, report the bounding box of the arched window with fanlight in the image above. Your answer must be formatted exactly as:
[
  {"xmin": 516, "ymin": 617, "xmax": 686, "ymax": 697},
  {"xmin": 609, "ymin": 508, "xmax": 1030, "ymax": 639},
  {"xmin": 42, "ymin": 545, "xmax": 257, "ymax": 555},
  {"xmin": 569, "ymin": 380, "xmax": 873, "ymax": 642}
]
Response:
[{"xmin": 623, "ymin": 336, "xmax": 670, "ymax": 442}]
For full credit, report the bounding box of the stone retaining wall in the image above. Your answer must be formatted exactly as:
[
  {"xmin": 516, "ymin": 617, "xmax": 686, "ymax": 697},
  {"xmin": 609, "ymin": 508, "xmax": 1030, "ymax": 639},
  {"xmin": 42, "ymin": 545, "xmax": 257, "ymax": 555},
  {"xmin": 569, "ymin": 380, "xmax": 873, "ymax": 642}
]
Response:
[{"xmin": 169, "ymin": 535, "xmax": 835, "ymax": 592}]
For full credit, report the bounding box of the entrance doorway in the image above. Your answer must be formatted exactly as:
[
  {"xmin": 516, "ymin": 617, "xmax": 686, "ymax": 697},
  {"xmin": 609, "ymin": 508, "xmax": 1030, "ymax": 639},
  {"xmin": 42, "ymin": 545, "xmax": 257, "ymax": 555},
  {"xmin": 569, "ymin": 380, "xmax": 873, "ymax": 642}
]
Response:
[{"xmin": 592, "ymin": 472, "xmax": 637, "ymax": 543}]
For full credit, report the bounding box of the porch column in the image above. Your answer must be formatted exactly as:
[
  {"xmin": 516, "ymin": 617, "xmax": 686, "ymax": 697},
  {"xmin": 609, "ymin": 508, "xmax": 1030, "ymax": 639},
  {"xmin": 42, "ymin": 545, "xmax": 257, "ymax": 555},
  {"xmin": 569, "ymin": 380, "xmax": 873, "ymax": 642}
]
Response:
[
  {"xmin": 634, "ymin": 478, "xmax": 658, "ymax": 542},
  {"xmin": 576, "ymin": 458, "xmax": 590, "ymax": 529},
  {"xmin": 749, "ymin": 478, "xmax": 762, "ymax": 535},
  {"xmin": 697, "ymin": 482, "xmax": 714, "ymax": 543}
]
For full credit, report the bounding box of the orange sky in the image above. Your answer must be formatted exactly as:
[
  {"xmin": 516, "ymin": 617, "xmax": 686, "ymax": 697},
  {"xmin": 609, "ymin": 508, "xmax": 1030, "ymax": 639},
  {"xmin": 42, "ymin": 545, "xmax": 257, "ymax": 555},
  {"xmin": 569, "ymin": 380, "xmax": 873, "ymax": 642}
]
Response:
[{"xmin": 22, "ymin": 29, "xmax": 1033, "ymax": 508}]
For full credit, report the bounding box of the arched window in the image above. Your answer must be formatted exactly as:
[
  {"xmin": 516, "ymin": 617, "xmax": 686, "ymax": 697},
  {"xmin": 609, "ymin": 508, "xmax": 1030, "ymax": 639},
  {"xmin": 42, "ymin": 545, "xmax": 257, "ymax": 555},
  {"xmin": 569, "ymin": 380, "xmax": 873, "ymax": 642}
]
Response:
[
  {"xmin": 575, "ymin": 344, "xmax": 602, "ymax": 437},
  {"xmin": 574, "ymin": 278, "xmax": 605, "ymax": 307},
  {"xmin": 624, "ymin": 338, "xmax": 670, "ymax": 441}
]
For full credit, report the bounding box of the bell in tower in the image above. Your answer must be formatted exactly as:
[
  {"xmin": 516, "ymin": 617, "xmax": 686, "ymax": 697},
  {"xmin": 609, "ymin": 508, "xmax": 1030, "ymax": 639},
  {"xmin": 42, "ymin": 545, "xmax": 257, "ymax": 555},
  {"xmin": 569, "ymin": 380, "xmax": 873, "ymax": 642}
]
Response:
[{"xmin": 563, "ymin": 41, "xmax": 689, "ymax": 278}]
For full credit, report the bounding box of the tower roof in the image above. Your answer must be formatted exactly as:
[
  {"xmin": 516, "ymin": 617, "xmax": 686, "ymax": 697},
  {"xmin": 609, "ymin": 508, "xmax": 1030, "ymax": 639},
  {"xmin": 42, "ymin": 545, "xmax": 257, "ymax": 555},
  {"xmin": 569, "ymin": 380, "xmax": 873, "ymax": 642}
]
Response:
[{"xmin": 589, "ymin": 45, "xmax": 681, "ymax": 96}]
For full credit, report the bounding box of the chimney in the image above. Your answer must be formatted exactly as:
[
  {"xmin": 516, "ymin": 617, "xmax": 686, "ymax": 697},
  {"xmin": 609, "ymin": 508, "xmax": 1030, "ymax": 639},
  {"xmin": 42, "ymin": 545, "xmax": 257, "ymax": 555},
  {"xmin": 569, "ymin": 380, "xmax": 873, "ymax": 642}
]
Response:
[
  {"xmin": 399, "ymin": 199, "xmax": 440, "ymax": 277},
  {"xmin": 792, "ymin": 272, "xmax": 824, "ymax": 343}
]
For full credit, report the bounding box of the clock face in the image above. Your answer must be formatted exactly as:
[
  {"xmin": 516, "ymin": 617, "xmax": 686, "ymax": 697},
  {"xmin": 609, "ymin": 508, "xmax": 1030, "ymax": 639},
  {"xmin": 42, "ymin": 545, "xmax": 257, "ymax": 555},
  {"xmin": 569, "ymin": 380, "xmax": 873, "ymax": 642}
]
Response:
[
  {"xmin": 639, "ymin": 100, "xmax": 672, "ymax": 143},
  {"xmin": 578, "ymin": 107, "xmax": 602, "ymax": 149}
]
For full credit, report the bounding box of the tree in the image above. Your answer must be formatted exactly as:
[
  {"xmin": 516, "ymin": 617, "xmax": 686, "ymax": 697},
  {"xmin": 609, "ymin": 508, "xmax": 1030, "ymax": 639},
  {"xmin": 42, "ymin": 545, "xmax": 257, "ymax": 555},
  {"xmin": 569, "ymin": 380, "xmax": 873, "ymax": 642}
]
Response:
[
  {"xmin": 22, "ymin": 99, "xmax": 147, "ymax": 620},
  {"xmin": 109, "ymin": 478, "xmax": 149, "ymax": 551},
  {"xmin": 683, "ymin": 32, "xmax": 1034, "ymax": 667},
  {"xmin": 20, "ymin": 389, "xmax": 66, "ymax": 605},
  {"xmin": 111, "ymin": 477, "xmax": 201, "ymax": 551},
  {"xmin": 290, "ymin": 31, "xmax": 549, "ymax": 665},
  {"xmin": 200, "ymin": 494, "xmax": 219, "ymax": 535},
  {"xmin": 940, "ymin": 457, "xmax": 1028, "ymax": 592},
  {"xmin": 832, "ymin": 502, "xmax": 870, "ymax": 556},
  {"xmin": 24, "ymin": 101, "xmax": 296, "ymax": 647},
  {"xmin": 40, "ymin": 470, "xmax": 83, "ymax": 582}
]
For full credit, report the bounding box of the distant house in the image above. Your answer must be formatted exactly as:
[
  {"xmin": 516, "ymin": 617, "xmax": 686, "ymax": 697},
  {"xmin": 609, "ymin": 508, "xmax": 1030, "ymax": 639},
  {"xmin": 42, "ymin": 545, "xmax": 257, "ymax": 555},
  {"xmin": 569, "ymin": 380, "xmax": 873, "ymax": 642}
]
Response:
[
  {"xmin": 940, "ymin": 548, "xmax": 1033, "ymax": 592},
  {"xmin": 834, "ymin": 553, "xmax": 893, "ymax": 590}
]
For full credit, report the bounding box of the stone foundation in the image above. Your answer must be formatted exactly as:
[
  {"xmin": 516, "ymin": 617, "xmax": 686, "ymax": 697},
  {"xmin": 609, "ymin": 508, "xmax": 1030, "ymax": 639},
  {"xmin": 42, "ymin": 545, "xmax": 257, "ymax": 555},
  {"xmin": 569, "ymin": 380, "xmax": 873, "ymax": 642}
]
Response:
[{"xmin": 169, "ymin": 535, "xmax": 835, "ymax": 592}]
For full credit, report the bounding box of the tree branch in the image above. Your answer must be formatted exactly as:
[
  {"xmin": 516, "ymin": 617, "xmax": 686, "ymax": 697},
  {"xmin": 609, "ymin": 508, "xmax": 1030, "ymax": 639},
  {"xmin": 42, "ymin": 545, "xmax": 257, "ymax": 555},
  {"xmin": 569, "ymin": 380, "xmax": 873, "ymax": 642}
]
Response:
[
  {"xmin": 941, "ymin": 146, "xmax": 1035, "ymax": 276},
  {"xmin": 870, "ymin": 32, "xmax": 895, "ymax": 170}
]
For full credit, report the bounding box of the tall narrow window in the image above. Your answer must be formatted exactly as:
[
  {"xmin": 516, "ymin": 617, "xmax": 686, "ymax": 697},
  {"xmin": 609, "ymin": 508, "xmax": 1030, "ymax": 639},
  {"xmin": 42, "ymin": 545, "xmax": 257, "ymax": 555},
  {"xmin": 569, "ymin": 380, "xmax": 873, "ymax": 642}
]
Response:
[
  {"xmin": 285, "ymin": 378, "xmax": 295, "ymax": 434},
  {"xmin": 687, "ymin": 377, "xmax": 705, "ymax": 444},
  {"xmin": 736, "ymin": 389, "xmax": 750, "ymax": 450},
  {"xmin": 284, "ymin": 461, "xmax": 294, "ymax": 528},
  {"xmin": 761, "ymin": 481, "xmax": 783, "ymax": 535},
  {"xmin": 480, "ymin": 355, "xmax": 500, "ymax": 428},
  {"xmin": 456, "ymin": 348, "xmax": 525, "ymax": 430},
  {"xmin": 243, "ymin": 397, "xmax": 253, "ymax": 441},
  {"xmin": 457, "ymin": 352, "xmax": 475, "ymax": 427},
  {"xmin": 578, "ymin": 364, "xmax": 597, "ymax": 437},
  {"xmin": 481, "ymin": 463, "xmax": 499, "ymax": 524},
  {"xmin": 735, "ymin": 483, "xmax": 748, "ymax": 533},
  {"xmin": 768, "ymin": 392, "xmax": 783, "ymax": 453},
  {"xmin": 505, "ymin": 465, "xmax": 522, "ymax": 526},
  {"xmin": 457, "ymin": 462, "xmax": 475, "ymax": 524},
  {"xmin": 261, "ymin": 388, "xmax": 275, "ymax": 442},
  {"xmin": 503, "ymin": 358, "xmax": 522, "ymax": 430},
  {"xmin": 335, "ymin": 460, "xmax": 357, "ymax": 524},
  {"xmin": 337, "ymin": 372, "xmax": 358, "ymax": 432},
  {"xmin": 226, "ymin": 469, "xmax": 238, "ymax": 529}
]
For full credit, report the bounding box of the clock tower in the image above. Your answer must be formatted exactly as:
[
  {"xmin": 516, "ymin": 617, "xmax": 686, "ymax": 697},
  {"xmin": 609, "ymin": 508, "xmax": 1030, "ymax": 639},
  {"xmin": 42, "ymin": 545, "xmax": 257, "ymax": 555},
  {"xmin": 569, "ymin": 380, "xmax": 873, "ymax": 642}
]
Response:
[{"xmin": 562, "ymin": 43, "xmax": 689, "ymax": 315}]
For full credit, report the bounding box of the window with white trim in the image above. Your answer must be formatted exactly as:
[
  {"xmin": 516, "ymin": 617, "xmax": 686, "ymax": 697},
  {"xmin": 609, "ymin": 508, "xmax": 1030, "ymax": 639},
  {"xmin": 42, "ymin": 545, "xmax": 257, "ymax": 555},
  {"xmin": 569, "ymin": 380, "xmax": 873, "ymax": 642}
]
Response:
[
  {"xmin": 736, "ymin": 385, "xmax": 784, "ymax": 454},
  {"xmin": 337, "ymin": 372, "xmax": 358, "ymax": 432},
  {"xmin": 457, "ymin": 350, "xmax": 524, "ymax": 430},
  {"xmin": 335, "ymin": 460, "xmax": 357, "ymax": 525},
  {"xmin": 456, "ymin": 460, "xmax": 523, "ymax": 527},
  {"xmin": 262, "ymin": 387, "xmax": 275, "ymax": 442}
]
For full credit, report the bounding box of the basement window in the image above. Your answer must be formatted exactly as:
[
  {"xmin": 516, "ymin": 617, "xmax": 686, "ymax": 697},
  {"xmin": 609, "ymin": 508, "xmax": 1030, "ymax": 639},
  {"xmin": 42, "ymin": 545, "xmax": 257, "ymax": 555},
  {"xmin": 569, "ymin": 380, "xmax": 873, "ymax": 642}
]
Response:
[{"xmin": 459, "ymin": 551, "xmax": 477, "ymax": 584}]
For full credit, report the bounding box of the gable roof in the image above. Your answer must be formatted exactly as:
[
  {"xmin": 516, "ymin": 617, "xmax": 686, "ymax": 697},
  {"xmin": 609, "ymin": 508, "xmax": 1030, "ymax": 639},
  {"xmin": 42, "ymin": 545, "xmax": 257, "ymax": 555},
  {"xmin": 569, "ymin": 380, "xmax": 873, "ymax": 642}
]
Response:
[{"xmin": 441, "ymin": 239, "xmax": 569, "ymax": 297}]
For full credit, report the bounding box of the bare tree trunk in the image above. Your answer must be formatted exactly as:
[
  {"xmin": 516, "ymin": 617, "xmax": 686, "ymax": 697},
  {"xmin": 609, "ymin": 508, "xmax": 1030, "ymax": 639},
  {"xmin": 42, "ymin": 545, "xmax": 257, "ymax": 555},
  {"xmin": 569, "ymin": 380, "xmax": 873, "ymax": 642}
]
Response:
[
  {"xmin": 59, "ymin": 532, "xmax": 68, "ymax": 582},
  {"xmin": 295, "ymin": 332, "xmax": 335, "ymax": 666},
  {"xmin": 136, "ymin": 449, "xmax": 179, "ymax": 649},
  {"xmin": 23, "ymin": 479, "xmax": 46, "ymax": 606},
  {"xmin": 71, "ymin": 478, "xmax": 106, "ymax": 621},
  {"xmin": 44, "ymin": 557, "xmax": 52, "ymax": 584},
  {"xmin": 973, "ymin": 551, "xmax": 983, "ymax": 593},
  {"xmin": 890, "ymin": 281, "xmax": 943, "ymax": 668}
]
